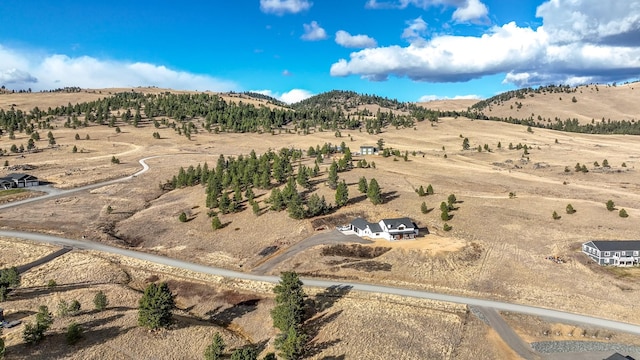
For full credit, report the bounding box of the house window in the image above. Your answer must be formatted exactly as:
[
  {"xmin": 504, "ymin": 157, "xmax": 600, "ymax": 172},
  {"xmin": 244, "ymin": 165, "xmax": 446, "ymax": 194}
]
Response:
[
  {"xmin": 634, "ymin": 251, "xmax": 639, "ymax": 256},
  {"xmin": 604, "ymin": 252, "xmax": 610, "ymax": 257},
  {"xmin": 615, "ymin": 252, "xmax": 620, "ymax": 257},
  {"xmin": 604, "ymin": 258, "xmax": 609, "ymax": 264}
]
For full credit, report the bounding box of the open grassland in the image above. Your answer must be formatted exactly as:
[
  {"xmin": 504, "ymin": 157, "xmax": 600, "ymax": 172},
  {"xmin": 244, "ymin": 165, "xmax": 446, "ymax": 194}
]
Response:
[{"xmin": 1, "ymin": 88, "xmax": 640, "ymax": 357}]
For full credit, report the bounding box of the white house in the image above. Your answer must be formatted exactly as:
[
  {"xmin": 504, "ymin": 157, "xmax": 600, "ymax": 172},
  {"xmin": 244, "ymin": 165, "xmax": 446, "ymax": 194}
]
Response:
[{"xmin": 348, "ymin": 217, "xmax": 419, "ymax": 241}]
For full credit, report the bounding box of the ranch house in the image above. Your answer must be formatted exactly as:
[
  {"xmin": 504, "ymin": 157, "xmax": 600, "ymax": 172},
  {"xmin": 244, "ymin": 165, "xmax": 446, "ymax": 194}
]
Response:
[
  {"xmin": 0, "ymin": 173, "xmax": 40, "ymax": 189},
  {"xmin": 359, "ymin": 145, "xmax": 377, "ymax": 155},
  {"xmin": 349, "ymin": 217, "xmax": 419, "ymax": 241},
  {"xmin": 582, "ymin": 240, "xmax": 640, "ymax": 267}
]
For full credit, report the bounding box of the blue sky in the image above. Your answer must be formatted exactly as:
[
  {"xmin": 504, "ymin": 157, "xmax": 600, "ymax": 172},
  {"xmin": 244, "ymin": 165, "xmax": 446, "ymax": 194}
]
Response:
[{"xmin": 1, "ymin": 0, "xmax": 639, "ymax": 103}]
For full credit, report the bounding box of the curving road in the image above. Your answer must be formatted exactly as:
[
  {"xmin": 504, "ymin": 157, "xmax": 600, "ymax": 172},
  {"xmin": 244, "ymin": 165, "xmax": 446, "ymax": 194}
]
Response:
[
  {"xmin": 3, "ymin": 229, "xmax": 640, "ymax": 337},
  {"xmin": 0, "ymin": 156, "xmax": 155, "ymax": 210}
]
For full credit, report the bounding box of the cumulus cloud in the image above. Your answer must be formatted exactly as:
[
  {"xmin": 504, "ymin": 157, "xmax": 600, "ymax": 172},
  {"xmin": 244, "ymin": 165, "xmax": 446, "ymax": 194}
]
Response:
[
  {"xmin": 366, "ymin": 0, "xmax": 489, "ymax": 23},
  {"xmin": 0, "ymin": 44, "xmax": 238, "ymax": 91},
  {"xmin": 335, "ymin": 30, "xmax": 378, "ymax": 48},
  {"xmin": 260, "ymin": 0, "xmax": 312, "ymax": 15},
  {"xmin": 252, "ymin": 89, "xmax": 314, "ymax": 104},
  {"xmin": 332, "ymin": 0, "xmax": 640, "ymax": 87},
  {"xmin": 402, "ymin": 17, "xmax": 429, "ymax": 44},
  {"xmin": 301, "ymin": 21, "xmax": 327, "ymax": 41},
  {"xmin": 452, "ymin": 0, "xmax": 488, "ymax": 23}
]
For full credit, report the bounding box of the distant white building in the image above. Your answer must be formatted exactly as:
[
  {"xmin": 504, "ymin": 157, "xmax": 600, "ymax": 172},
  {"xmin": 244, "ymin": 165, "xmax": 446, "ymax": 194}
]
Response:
[
  {"xmin": 347, "ymin": 217, "xmax": 419, "ymax": 241},
  {"xmin": 359, "ymin": 145, "xmax": 376, "ymax": 155}
]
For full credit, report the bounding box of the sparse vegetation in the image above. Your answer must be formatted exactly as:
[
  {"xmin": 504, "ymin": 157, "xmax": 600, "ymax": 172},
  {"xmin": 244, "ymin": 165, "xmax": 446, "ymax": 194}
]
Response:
[
  {"xmin": 619, "ymin": 208, "xmax": 629, "ymax": 218},
  {"xmin": 606, "ymin": 200, "xmax": 615, "ymax": 211},
  {"xmin": 93, "ymin": 291, "xmax": 108, "ymax": 311},
  {"xmin": 566, "ymin": 204, "xmax": 576, "ymax": 214}
]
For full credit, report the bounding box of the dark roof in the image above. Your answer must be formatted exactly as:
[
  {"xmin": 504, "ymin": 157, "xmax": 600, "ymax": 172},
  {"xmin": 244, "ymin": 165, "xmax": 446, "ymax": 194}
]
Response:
[
  {"xmin": 381, "ymin": 217, "xmax": 416, "ymax": 229},
  {"xmin": 6, "ymin": 173, "xmax": 37, "ymax": 181},
  {"xmin": 584, "ymin": 241, "xmax": 640, "ymax": 252},
  {"xmin": 360, "ymin": 145, "xmax": 375, "ymax": 149},
  {"xmin": 604, "ymin": 353, "xmax": 635, "ymax": 360},
  {"xmin": 350, "ymin": 218, "xmax": 382, "ymax": 233}
]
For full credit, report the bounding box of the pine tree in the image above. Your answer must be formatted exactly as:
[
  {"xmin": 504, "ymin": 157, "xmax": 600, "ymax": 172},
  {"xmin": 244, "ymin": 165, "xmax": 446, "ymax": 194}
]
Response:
[
  {"xmin": 417, "ymin": 185, "xmax": 426, "ymax": 196},
  {"xmin": 327, "ymin": 160, "xmax": 339, "ymax": 189},
  {"xmin": 421, "ymin": 201, "xmax": 428, "ymax": 214},
  {"xmin": 552, "ymin": 211, "xmax": 561, "ymax": 220},
  {"xmin": 462, "ymin": 137, "xmax": 470, "ymax": 150},
  {"xmin": 426, "ymin": 184, "xmax": 434, "ymax": 195},
  {"xmin": 335, "ymin": 180, "xmax": 349, "ymax": 208},
  {"xmin": 566, "ymin": 204, "xmax": 576, "ymax": 214},
  {"xmin": 94, "ymin": 291, "xmax": 108, "ymax": 311},
  {"xmin": 211, "ymin": 216, "xmax": 223, "ymax": 230},
  {"xmin": 138, "ymin": 282, "xmax": 175, "ymax": 330},
  {"xmin": 271, "ymin": 272, "xmax": 306, "ymax": 332},
  {"xmin": 367, "ymin": 178, "xmax": 382, "ymax": 205},
  {"xmin": 66, "ymin": 322, "xmax": 83, "ymax": 345},
  {"xmin": 204, "ymin": 333, "xmax": 225, "ymax": 360},
  {"xmin": 358, "ymin": 176, "xmax": 368, "ymax": 194},
  {"xmin": 606, "ymin": 200, "xmax": 615, "ymax": 211},
  {"xmin": 619, "ymin": 208, "xmax": 629, "ymax": 218}
]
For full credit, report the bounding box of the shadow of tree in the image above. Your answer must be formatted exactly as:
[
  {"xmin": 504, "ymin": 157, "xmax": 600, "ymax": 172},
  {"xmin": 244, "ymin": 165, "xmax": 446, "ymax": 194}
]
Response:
[
  {"xmin": 304, "ymin": 310, "xmax": 343, "ymax": 358},
  {"xmin": 312, "ymin": 285, "xmax": 352, "ymax": 314},
  {"xmin": 321, "ymin": 355, "xmax": 345, "ymax": 360},
  {"xmin": 207, "ymin": 298, "xmax": 261, "ymax": 327},
  {"xmin": 11, "ymin": 282, "xmax": 105, "ymax": 300},
  {"xmin": 381, "ymin": 190, "xmax": 399, "ymax": 203},
  {"xmin": 7, "ymin": 322, "xmax": 134, "ymax": 359}
]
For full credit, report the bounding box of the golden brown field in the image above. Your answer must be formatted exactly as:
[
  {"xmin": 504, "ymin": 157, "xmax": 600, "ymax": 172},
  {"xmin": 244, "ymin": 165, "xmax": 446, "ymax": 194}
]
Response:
[{"xmin": 1, "ymin": 86, "xmax": 640, "ymax": 358}]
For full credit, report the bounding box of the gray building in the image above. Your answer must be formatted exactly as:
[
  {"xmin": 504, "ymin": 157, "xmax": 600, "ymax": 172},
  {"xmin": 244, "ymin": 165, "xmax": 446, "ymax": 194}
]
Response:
[{"xmin": 582, "ymin": 240, "xmax": 640, "ymax": 266}]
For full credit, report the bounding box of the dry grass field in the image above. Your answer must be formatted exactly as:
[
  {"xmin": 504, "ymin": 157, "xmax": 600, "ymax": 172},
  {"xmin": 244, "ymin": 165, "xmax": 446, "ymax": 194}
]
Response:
[{"xmin": 1, "ymin": 86, "xmax": 640, "ymax": 358}]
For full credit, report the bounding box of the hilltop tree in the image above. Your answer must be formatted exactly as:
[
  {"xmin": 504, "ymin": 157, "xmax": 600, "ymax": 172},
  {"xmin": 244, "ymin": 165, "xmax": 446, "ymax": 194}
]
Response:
[
  {"xmin": 138, "ymin": 282, "xmax": 175, "ymax": 330},
  {"xmin": 367, "ymin": 178, "xmax": 382, "ymax": 205}
]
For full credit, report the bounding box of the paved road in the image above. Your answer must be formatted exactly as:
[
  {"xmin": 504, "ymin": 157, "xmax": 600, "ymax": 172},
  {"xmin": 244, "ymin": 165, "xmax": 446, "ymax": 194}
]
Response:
[
  {"xmin": 3, "ymin": 229, "xmax": 640, "ymax": 337},
  {"xmin": 252, "ymin": 229, "xmax": 371, "ymax": 274},
  {"xmin": 474, "ymin": 306, "xmax": 541, "ymax": 360}
]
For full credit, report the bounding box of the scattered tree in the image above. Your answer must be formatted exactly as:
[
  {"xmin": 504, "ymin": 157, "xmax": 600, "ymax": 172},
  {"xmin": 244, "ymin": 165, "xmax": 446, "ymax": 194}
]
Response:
[
  {"xmin": 443, "ymin": 223, "xmax": 452, "ymax": 232},
  {"xmin": 606, "ymin": 200, "xmax": 615, "ymax": 211},
  {"xmin": 66, "ymin": 322, "xmax": 83, "ymax": 345},
  {"xmin": 619, "ymin": 208, "xmax": 629, "ymax": 218},
  {"xmin": 552, "ymin": 211, "xmax": 561, "ymax": 220},
  {"xmin": 204, "ymin": 333, "xmax": 226, "ymax": 360},
  {"xmin": 420, "ymin": 201, "xmax": 428, "ymax": 214},
  {"xmin": 231, "ymin": 346, "xmax": 259, "ymax": 360},
  {"xmin": 138, "ymin": 282, "xmax": 175, "ymax": 330},
  {"xmin": 327, "ymin": 160, "xmax": 339, "ymax": 189},
  {"xmin": 426, "ymin": 184, "xmax": 434, "ymax": 195},
  {"xmin": 358, "ymin": 176, "xmax": 368, "ymax": 194},
  {"xmin": 178, "ymin": 212, "xmax": 188, "ymax": 222},
  {"xmin": 0, "ymin": 267, "xmax": 20, "ymax": 301},
  {"xmin": 94, "ymin": 291, "xmax": 108, "ymax": 311},
  {"xmin": 211, "ymin": 215, "xmax": 223, "ymax": 230},
  {"xmin": 462, "ymin": 137, "xmax": 470, "ymax": 150},
  {"xmin": 334, "ymin": 180, "xmax": 349, "ymax": 208},
  {"xmin": 566, "ymin": 204, "xmax": 576, "ymax": 214},
  {"xmin": 367, "ymin": 178, "xmax": 382, "ymax": 205}
]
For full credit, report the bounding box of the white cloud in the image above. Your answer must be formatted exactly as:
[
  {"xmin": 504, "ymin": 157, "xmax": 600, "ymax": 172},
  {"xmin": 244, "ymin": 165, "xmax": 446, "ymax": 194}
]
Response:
[
  {"xmin": 260, "ymin": 0, "xmax": 312, "ymax": 15},
  {"xmin": 335, "ymin": 30, "xmax": 378, "ymax": 48},
  {"xmin": 332, "ymin": 0, "xmax": 640, "ymax": 87},
  {"xmin": 366, "ymin": 0, "xmax": 489, "ymax": 23},
  {"xmin": 252, "ymin": 89, "xmax": 314, "ymax": 104},
  {"xmin": 0, "ymin": 44, "xmax": 238, "ymax": 91},
  {"xmin": 301, "ymin": 21, "xmax": 327, "ymax": 41},
  {"xmin": 282, "ymin": 69, "xmax": 292, "ymax": 76},
  {"xmin": 418, "ymin": 94, "xmax": 480, "ymax": 101},
  {"xmin": 402, "ymin": 17, "xmax": 429, "ymax": 45},
  {"xmin": 452, "ymin": 0, "xmax": 488, "ymax": 23}
]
